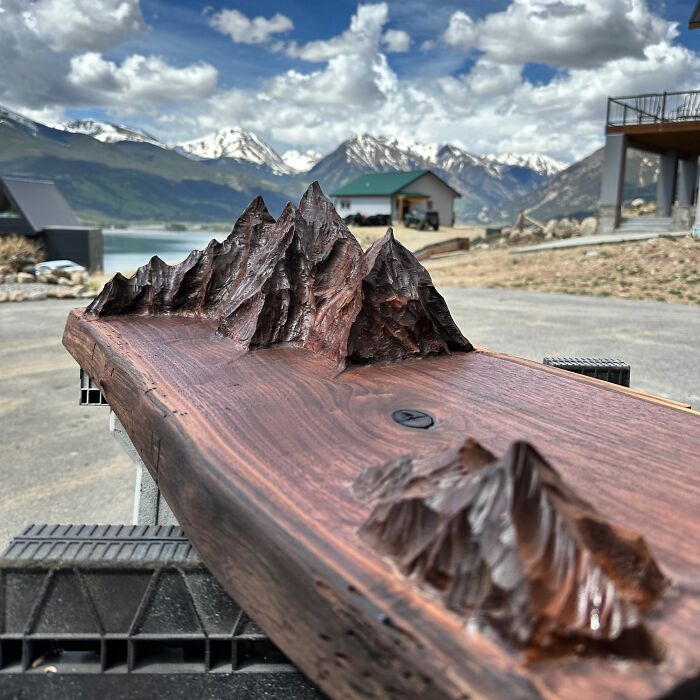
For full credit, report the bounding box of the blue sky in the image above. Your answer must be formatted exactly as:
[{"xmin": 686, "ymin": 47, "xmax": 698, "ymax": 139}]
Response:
[{"xmin": 1, "ymin": 0, "xmax": 699, "ymax": 162}]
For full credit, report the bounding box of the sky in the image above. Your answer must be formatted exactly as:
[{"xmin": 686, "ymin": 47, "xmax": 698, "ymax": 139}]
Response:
[{"xmin": 0, "ymin": 0, "xmax": 698, "ymax": 163}]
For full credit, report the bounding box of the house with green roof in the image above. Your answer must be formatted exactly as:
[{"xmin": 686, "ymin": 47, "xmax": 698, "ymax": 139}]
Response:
[{"xmin": 330, "ymin": 169, "xmax": 460, "ymax": 227}]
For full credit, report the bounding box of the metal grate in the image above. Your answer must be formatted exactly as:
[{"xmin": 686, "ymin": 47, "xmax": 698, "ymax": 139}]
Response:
[
  {"xmin": 79, "ymin": 368, "xmax": 108, "ymax": 406},
  {"xmin": 543, "ymin": 357, "xmax": 630, "ymax": 387}
]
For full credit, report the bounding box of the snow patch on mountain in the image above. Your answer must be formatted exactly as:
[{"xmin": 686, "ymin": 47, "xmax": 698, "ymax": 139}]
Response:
[
  {"xmin": 178, "ymin": 127, "xmax": 293, "ymax": 175},
  {"xmin": 61, "ymin": 119, "xmax": 167, "ymax": 149},
  {"xmin": 0, "ymin": 105, "xmax": 41, "ymax": 135},
  {"xmin": 483, "ymin": 153, "xmax": 566, "ymax": 178}
]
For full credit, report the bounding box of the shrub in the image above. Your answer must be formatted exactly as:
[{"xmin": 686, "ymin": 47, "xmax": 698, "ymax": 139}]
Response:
[{"xmin": 0, "ymin": 234, "xmax": 45, "ymax": 272}]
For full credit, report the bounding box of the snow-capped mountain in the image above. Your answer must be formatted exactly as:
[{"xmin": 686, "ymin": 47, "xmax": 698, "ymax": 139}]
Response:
[
  {"xmin": 281, "ymin": 148, "xmax": 323, "ymax": 173},
  {"xmin": 178, "ymin": 127, "xmax": 293, "ymax": 175},
  {"xmin": 483, "ymin": 153, "xmax": 566, "ymax": 178},
  {"xmin": 0, "ymin": 105, "xmax": 43, "ymax": 135},
  {"xmin": 61, "ymin": 119, "xmax": 167, "ymax": 148}
]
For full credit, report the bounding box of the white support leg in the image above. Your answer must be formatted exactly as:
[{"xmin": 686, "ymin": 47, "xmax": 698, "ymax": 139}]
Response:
[{"xmin": 109, "ymin": 410, "xmax": 178, "ymax": 526}]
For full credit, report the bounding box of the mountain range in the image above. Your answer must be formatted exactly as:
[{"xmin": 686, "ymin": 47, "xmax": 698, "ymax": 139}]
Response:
[{"xmin": 0, "ymin": 105, "xmax": 658, "ymax": 226}]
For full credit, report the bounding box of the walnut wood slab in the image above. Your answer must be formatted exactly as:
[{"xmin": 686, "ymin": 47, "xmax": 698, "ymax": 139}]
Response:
[
  {"xmin": 62, "ymin": 186, "xmax": 700, "ymax": 699},
  {"xmin": 63, "ymin": 313, "xmax": 700, "ymax": 699}
]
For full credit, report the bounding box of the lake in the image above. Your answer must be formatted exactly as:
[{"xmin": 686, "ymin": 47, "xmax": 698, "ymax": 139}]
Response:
[{"xmin": 104, "ymin": 229, "xmax": 228, "ymax": 274}]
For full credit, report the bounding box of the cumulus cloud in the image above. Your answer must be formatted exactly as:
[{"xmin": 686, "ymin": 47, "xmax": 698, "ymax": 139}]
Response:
[
  {"xmin": 170, "ymin": 0, "xmax": 697, "ymax": 162},
  {"xmin": 0, "ymin": 0, "xmax": 218, "ymax": 117},
  {"xmin": 443, "ymin": 0, "xmax": 677, "ymax": 69},
  {"xmin": 68, "ymin": 53, "xmax": 218, "ymax": 105},
  {"xmin": 381, "ymin": 29, "xmax": 411, "ymax": 53},
  {"xmin": 29, "ymin": 0, "xmax": 146, "ymax": 51},
  {"xmin": 208, "ymin": 8, "xmax": 293, "ymax": 45},
  {"xmin": 287, "ymin": 3, "xmax": 389, "ymax": 61},
  {"xmin": 2, "ymin": 0, "xmax": 698, "ymax": 164}
]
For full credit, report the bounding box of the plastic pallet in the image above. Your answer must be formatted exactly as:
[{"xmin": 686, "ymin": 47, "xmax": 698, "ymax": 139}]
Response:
[
  {"xmin": 543, "ymin": 357, "xmax": 630, "ymax": 387},
  {"xmin": 0, "ymin": 524, "xmax": 323, "ymax": 698}
]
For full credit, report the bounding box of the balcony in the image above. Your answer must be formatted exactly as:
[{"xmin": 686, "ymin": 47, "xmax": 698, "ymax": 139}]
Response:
[{"xmin": 607, "ymin": 90, "xmax": 700, "ymax": 127}]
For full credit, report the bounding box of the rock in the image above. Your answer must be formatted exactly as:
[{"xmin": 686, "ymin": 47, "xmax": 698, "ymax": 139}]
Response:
[
  {"xmin": 71, "ymin": 284, "xmax": 88, "ymax": 294},
  {"xmin": 79, "ymin": 291, "xmax": 96, "ymax": 299},
  {"xmin": 53, "ymin": 268, "xmax": 71, "ymax": 280},
  {"xmin": 584, "ymin": 250, "xmax": 599, "ymax": 258},
  {"xmin": 3, "ymin": 273, "xmax": 17, "ymax": 284},
  {"xmin": 580, "ymin": 217, "xmax": 597, "ymax": 236},
  {"xmin": 554, "ymin": 218, "xmax": 579, "ymax": 239},
  {"xmin": 55, "ymin": 288, "xmax": 76, "ymax": 299},
  {"xmin": 70, "ymin": 271, "xmax": 87, "ymax": 284},
  {"xmin": 9, "ymin": 290, "xmax": 26, "ymax": 302},
  {"xmin": 16, "ymin": 272, "xmax": 35, "ymax": 283},
  {"xmin": 57, "ymin": 277, "xmax": 73, "ymax": 286},
  {"xmin": 37, "ymin": 273, "xmax": 58, "ymax": 284},
  {"xmin": 544, "ymin": 219, "xmax": 558, "ymax": 237},
  {"xmin": 630, "ymin": 198, "xmax": 645, "ymax": 209},
  {"xmin": 26, "ymin": 290, "xmax": 47, "ymax": 301},
  {"xmin": 0, "ymin": 292, "xmax": 8, "ymax": 303}
]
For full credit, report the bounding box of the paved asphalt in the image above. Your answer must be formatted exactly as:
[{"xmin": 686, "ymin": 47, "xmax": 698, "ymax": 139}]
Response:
[{"xmin": 1, "ymin": 292, "xmax": 698, "ymax": 550}]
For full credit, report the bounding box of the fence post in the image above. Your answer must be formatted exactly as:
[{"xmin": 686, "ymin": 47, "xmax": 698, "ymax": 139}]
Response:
[{"xmin": 661, "ymin": 92, "xmax": 667, "ymax": 122}]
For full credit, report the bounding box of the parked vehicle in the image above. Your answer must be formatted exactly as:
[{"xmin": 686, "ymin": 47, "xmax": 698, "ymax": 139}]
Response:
[
  {"xmin": 404, "ymin": 210, "xmax": 439, "ymax": 231},
  {"xmin": 35, "ymin": 259, "xmax": 86, "ymax": 275},
  {"xmin": 343, "ymin": 213, "xmax": 391, "ymax": 226}
]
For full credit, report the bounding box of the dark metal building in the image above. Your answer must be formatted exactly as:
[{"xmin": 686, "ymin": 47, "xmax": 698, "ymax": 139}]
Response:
[{"xmin": 0, "ymin": 176, "xmax": 103, "ymax": 271}]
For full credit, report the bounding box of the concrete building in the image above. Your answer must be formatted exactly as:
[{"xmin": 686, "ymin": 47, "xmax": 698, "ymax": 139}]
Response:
[
  {"xmin": 0, "ymin": 176, "xmax": 103, "ymax": 271},
  {"xmin": 331, "ymin": 170, "xmax": 460, "ymax": 226},
  {"xmin": 598, "ymin": 91, "xmax": 700, "ymax": 235}
]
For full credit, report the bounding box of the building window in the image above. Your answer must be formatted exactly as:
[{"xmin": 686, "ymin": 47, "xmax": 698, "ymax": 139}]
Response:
[
  {"xmin": 427, "ymin": 199, "xmax": 433, "ymax": 209},
  {"xmin": 339, "ymin": 199, "xmax": 351, "ymax": 209}
]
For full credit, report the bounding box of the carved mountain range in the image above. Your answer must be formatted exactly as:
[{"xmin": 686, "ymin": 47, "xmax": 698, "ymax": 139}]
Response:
[
  {"xmin": 87, "ymin": 182, "xmax": 472, "ymax": 366},
  {"xmin": 355, "ymin": 439, "xmax": 667, "ymax": 660}
]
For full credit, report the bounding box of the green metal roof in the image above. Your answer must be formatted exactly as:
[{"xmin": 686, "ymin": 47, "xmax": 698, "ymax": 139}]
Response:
[{"xmin": 330, "ymin": 170, "xmax": 429, "ymax": 196}]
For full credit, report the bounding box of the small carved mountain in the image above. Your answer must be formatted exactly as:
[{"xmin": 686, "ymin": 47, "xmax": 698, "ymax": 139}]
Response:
[
  {"xmin": 355, "ymin": 439, "xmax": 667, "ymax": 659},
  {"xmin": 87, "ymin": 182, "xmax": 473, "ymax": 366}
]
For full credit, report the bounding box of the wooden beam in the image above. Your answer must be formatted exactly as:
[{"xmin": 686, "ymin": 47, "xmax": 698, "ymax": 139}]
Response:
[{"xmin": 63, "ymin": 184, "xmax": 700, "ymax": 699}]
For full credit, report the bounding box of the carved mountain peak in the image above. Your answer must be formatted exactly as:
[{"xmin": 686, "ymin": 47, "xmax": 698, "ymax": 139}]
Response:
[
  {"xmin": 347, "ymin": 227, "xmax": 472, "ymax": 363},
  {"xmin": 356, "ymin": 438, "xmax": 667, "ymax": 659},
  {"xmin": 87, "ymin": 182, "xmax": 472, "ymax": 366}
]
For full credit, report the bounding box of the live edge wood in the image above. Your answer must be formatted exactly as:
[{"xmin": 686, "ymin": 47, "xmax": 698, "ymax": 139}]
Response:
[
  {"xmin": 63, "ymin": 311, "xmax": 700, "ymax": 699},
  {"xmin": 62, "ymin": 186, "xmax": 700, "ymax": 699}
]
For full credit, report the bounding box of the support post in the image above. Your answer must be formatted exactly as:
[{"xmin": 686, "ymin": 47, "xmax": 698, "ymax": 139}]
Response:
[
  {"xmin": 673, "ymin": 157, "xmax": 698, "ymax": 231},
  {"xmin": 109, "ymin": 410, "xmax": 178, "ymax": 526},
  {"xmin": 656, "ymin": 150, "xmax": 678, "ymax": 218},
  {"xmin": 598, "ymin": 133, "xmax": 627, "ymax": 234}
]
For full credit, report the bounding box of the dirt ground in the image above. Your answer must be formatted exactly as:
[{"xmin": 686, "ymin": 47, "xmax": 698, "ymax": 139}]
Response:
[
  {"xmin": 423, "ymin": 235, "xmax": 700, "ymax": 306},
  {"xmin": 347, "ymin": 223, "xmax": 482, "ymax": 251}
]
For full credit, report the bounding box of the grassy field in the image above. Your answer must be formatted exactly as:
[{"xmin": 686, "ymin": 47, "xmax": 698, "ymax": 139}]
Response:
[{"xmin": 423, "ymin": 235, "xmax": 700, "ymax": 306}]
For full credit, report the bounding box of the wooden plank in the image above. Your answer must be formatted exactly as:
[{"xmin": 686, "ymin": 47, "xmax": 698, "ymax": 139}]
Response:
[{"xmin": 62, "ymin": 185, "xmax": 700, "ymax": 699}]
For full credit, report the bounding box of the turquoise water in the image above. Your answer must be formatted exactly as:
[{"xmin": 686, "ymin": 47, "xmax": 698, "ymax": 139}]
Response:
[{"xmin": 103, "ymin": 229, "xmax": 228, "ymax": 274}]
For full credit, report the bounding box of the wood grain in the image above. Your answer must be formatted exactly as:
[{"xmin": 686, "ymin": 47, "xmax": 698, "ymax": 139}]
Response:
[
  {"xmin": 63, "ymin": 310, "xmax": 700, "ymax": 700},
  {"xmin": 63, "ymin": 184, "xmax": 700, "ymax": 698}
]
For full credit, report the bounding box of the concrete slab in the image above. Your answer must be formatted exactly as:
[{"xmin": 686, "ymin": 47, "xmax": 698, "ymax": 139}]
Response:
[{"xmin": 514, "ymin": 230, "xmax": 689, "ymax": 254}]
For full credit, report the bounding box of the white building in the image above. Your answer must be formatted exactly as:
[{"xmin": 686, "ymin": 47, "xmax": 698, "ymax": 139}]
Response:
[{"xmin": 331, "ymin": 169, "xmax": 460, "ymax": 226}]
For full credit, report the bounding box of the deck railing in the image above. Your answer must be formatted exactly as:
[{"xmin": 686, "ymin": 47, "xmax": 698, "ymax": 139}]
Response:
[{"xmin": 606, "ymin": 90, "xmax": 700, "ymax": 127}]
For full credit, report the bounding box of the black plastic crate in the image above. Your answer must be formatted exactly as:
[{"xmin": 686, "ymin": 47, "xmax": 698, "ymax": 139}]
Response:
[
  {"xmin": 543, "ymin": 357, "xmax": 630, "ymax": 387},
  {"xmin": 0, "ymin": 524, "xmax": 324, "ymax": 697}
]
